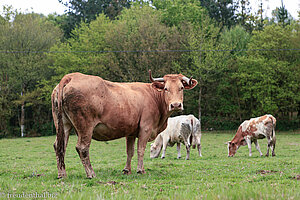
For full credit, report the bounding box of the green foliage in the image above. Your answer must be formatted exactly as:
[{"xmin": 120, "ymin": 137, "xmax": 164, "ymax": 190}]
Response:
[
  {"xmin": 0, "ymin": 3, "xmax": 299, "ymax": 136},
  {"xmin": 0, "ymin": 9, "xmax": 62, "ymax": 136},
  {"xmin": 0, "ymin": 134, "xmax": 299, "ymax": 199},
  {"xmin": 105, "ymin": 5, "xmax": 183, "ymax": 82},
  {"xmin": 59, "ymin": 0, "xmax": 132, "ymax": 37}
]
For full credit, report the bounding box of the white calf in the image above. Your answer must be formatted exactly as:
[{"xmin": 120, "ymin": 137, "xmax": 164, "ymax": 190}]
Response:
[{"xmin": 150, "ymin": 115, "xmax": 202, "ymax": 160}]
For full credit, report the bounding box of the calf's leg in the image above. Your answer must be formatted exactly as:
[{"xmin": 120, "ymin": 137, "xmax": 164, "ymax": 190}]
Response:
[
  {"xmin": 176, "ymin": 143, "xmax": 181, "ymax": 159},
  {"xmin": 253, "ymin": 139, "xmax": 263, "ymax": 156},
  {"xmin": 161, "ymin": 138, "xmax": 169, "ymax": 159},
  {"xmin": 266, "ymin": 136, "xmax": 271, "ymax": 157},
  {"xmin": 197, "ymin": 144, "xmax": 202, "ymax": 157},
  {"xmin": 246, "ymin": 138, "xmax": 252, "ymax": 157},
  {"xmin": 185, "ymin": 144, "xmax": 190, "ymax": 160}
]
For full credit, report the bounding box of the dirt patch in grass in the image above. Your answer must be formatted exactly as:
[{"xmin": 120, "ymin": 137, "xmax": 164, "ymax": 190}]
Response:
[
  {"xmin": 291, "ymin": 175, "xmax": 300, "ymax": 180},
  {"xmin": 97, "ymin": 181, "xmax": 121, "ymax": 185},
  {"xmin": 256, "ymin": 170, "xmax": 283, "ymax": 175}
]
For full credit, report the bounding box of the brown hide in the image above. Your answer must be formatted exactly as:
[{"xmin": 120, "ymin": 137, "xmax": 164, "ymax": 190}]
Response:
[
  {"xmin": 52, "ymin": 72, "xmax": 197, "ymax": 178},
  {"xmin": 227, "ymin": 115, "xmax": 276, "ymax": 157}
]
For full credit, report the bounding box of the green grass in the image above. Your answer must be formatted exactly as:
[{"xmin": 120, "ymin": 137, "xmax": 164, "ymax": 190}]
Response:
[{"xmin": 0, "ymin": 131, "xmax": 299, "ymax": 199}]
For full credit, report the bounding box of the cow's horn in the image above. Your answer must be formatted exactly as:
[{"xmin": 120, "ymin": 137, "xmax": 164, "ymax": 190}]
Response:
[
  {"xmin": 149, "ymin": 70, "xmax": 165, "ymax": 82},
  {"xmin": 181, "ymin": 76, "xmax": 193, "ymax": 85}
]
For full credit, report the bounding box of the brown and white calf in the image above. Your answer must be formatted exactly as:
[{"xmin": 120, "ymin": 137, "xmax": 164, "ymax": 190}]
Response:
[
  {"xmin": 150, "ymin": 115, "xmax": 202, "ymax": 160},
  {"xmin": 227, "ymin": 114, "xmax": 276, "ymax": 157}
]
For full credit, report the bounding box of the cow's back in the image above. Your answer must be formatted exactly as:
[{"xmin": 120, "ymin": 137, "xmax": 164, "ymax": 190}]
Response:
[{"xmin": 54, "ymin": 73, "xmax": 162, "ymax": 140}]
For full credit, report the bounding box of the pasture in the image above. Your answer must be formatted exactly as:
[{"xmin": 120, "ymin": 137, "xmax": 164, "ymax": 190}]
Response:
[{"xmin": 0, "ymin": 131, "xmax": 299, "ymax": 200}]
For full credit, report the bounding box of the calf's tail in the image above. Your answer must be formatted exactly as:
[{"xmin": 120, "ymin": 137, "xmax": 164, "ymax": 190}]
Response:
[{"xmin": 270, "ymin": 116, "xmax": 276, "ymax": 144}]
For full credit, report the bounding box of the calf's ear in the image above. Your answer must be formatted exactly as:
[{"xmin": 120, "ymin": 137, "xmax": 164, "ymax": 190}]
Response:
[
  {"xmin": 240, "ymin": 139, "xmax": 247, "ymax": 146},
  {"xmin": 225, "ymin": 141, "xmax": 231, "ymax": 145}
]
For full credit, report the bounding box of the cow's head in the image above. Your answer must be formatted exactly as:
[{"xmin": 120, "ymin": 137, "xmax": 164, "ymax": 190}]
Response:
[
  {"xmin": 149, "ymin": 70, "xmax": 198, "ymax": 111},
  {"xmin": 226, "ymin": 139, "xmax": 247, "ymax": 157},
  {"xmin": 150, "ymin": 143, "xmax": 162, "ymax": 158}
]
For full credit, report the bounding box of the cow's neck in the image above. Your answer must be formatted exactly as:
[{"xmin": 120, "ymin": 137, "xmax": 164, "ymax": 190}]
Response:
[
  {"xmin": 156, "ymin": 91, "xmax": 174, "ymax": 132},
  {"xmin": 232, "ymin": 126, "xmax": 244, "ymax": 144}
]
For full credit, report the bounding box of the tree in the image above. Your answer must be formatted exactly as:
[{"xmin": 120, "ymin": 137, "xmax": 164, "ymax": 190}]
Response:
[
  {"xmin": 235, "ymin": 24, "xmax": 300, "ymax": 118},
  {"xmin": 59, "ymin": 0, "xmax": 132, "ymax": 37},
  {"xmin": 271, "ymin": 1, "xmax": 292, "ymax": 27},
  {"xmin": 0, "ymin": 10, "xmax": 62, "ymax": 136},
  {"xmin": 104, "ymin": 5, "xmax": 183, "ymax": 82},
  {"xmin": 198, "ymin": 0, "xmax": 239, "ymax": 30}
]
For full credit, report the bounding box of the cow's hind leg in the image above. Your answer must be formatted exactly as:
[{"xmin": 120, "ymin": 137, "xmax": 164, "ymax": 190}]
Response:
[
  {"xmin": 53, "ymin": 115, "xmax": 72, "ymax": 179},
  {"xmin": 177, "ymin": 143, "xmax": 181, "ymax": 159},
  {"xmin": 266, "ymin": 136, "xmax": 272, "ymax": 157},
  {"xmin": 75, "ymin": 129, "xmax": 96, "ymax": 178},
  {"xmin": 197, "ymin": 144, "xmax": 202, "ymax": 157},
  {"xmin": 271, "ymin": 137, "xmax": 276, "ymax": 157},
  {"xmin": 123, "ymin": 136, "xmax": 136, "ymax": 175},
  {"xmin": 185, "ymin": 144, "xmax": 190, "ymax": 160}
]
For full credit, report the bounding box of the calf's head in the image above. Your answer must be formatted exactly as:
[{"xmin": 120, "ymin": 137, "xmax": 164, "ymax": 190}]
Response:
[
  {"xmin": 150, "ymin": 143, "xmax": 162, "ymax": 158},
  {"xmin": 226, "ymin": 139, "xmax": 247, "ymax": 157},
  {"xmin": 149, "ymin": 70, "xmax": 197, "ymax": 111}
]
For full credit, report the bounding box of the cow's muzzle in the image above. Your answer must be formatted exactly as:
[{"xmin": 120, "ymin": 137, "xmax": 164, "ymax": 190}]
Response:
[{"xmin": 170, "ymin": 102, "xmax": 183, "ymax": 111}]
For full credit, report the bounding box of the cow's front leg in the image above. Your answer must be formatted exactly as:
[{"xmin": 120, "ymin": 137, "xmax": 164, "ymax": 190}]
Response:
[
  {"xmin": 161, "ymin": 138, "xmax": 169, "ymax": 159},
  {"xmin": 136, "ymin": 127, "xmax": 152, "ymax": 174},
  {"xmin": 246, "ymin": 138, "xmax": 252, "ymax": 157},
  {"xmin": 253, "ymin": 139, "xmax": 263, "ymax": 156},
  {"xmin": 123, "ymin": 136, "xmax": 136, "ymax": 175},
  {"xmin": 176, "ymin": 143, "xmax": 181, "ymax": 159}
]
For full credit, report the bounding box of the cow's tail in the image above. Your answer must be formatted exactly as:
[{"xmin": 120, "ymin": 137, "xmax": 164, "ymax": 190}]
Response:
[
  {"xmin": 190, "ymin": 118, "xmax": 196, "ymax": 149},
  {"xmin": 270, "ymin": 116, "xmax": 276, "ymax": 144},
  {"xmin": 56, "ymin": 76, "xmax": 72, "ymax": 166}
]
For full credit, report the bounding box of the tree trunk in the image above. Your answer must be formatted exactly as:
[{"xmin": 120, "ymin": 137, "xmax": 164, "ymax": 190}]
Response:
[
  {"xmin": 198, "ymin": 86, "xmax": 202, "ymax": 131},
  {"xmin": 20, "ymin": 91, "xmax": 25, "ymax": 137}
]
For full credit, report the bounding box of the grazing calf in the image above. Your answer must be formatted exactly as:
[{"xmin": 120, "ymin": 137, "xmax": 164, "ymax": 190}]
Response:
[
  {"xmin": 227, "ymin": 114, "xmax": 276, "ymax": 157},
  {"xmin": 150, "ymin": 115, "xmax": 202, "ymax": 160}
]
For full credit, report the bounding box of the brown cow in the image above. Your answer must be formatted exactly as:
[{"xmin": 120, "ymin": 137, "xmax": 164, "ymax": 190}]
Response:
[
  {"xmin": 52, "ymin": 70, "xmax": 197, "ymax": 178},
  {"xmin": 226, "ymin": 114, "xmax": 276, "ymax": 157}
]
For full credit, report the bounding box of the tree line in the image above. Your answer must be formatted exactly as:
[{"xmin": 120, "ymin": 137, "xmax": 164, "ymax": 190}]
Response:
[{"xmin": 0, "ymin": 0, "xmax": 299, "ymax": 137}]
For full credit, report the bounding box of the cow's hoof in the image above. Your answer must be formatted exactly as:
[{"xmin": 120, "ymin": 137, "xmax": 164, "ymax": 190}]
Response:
[
  {"xmin": 122, "ymin": 169, "xmax": 131, "ymax": 175},
  {"xmin": 57, "ymin": 172, "xmax": 67, "ymax": 179},
  {"xmin": 265, "ymin": 154, "xmax": 269, "ymax": 157},
  {"xmin": 177, "ymin": 156, "xmax": 181, "ymax": 159},
  {"xmin": 161, "ymin": 156, "xmax": 165, "ymax": 159},
  {"xmin": 137, "ymin": 170, "xmax": 145, "ymax": 174},
  {"xmin": 87, "ymin": 175, "xmax": 96, "ymax": 179},
  {"xmin": 272, "ymin": 154, "xmax": 276, "ymax": 157}
]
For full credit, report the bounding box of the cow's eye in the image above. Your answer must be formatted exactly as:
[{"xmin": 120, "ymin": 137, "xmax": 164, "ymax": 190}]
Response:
[
  {"xmin": 180, "ymin": 86, "xmax": 184, "ymax": 91},
  {"xmin": 164, "ymin": 88, "xmax": 168, "ymax": 91}
]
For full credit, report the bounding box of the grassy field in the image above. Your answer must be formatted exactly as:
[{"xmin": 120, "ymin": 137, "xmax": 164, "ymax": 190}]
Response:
[{"xmin": 0, "ymin": 131, "xmax": 299, "ymax": 200}]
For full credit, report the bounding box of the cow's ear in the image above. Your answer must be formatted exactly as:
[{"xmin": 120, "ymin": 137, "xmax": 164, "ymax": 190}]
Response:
[
  {"xmin": 151, "ymin": 82, "xmax": 165, "ymax": 91},
  {"xmin": 225, "ymin": 141, "xmax": 231, "ymax": 145},
  {"xmin": 183, "ymin": 79, "xmax": 198, "ymax": 90}
]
